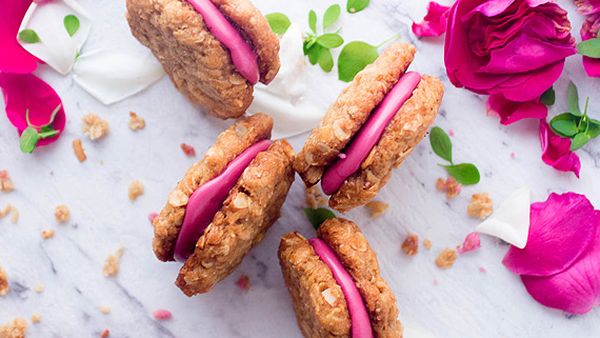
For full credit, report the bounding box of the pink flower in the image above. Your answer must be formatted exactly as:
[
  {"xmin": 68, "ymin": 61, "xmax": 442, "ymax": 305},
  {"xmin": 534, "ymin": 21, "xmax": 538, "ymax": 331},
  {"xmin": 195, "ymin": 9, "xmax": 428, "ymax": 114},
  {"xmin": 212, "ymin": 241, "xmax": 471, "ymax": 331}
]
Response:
[
  {"xmin": 487, "ymin": 94, "xmax": 547, "ymax": 125},
  {"xmin": 412, "ymin": 2, "xmax": 451, "ymax": 37},
  {"xmin": 0, "ymin": 0, "xmax": 38, "ymax": 73},
  {"xmin": 539, "ymin": 120, "xmax": 581, "ymax": 177},
  {"xmin": 445, "ymin": 0, "xmax": 576, "ymax": 103},
  {"xmin": 457, "ymin": 232, "xmax": 481, "ymax": 254},
  {"xmin": 575, "ymin": 0, "xmax": 600, "ymax": 15},
  {"xmin": 503, "ymin": 192, "xmax": 600, "ymax": 314},
  {"xmin": 580, "ymin": 14, "xmax": 600, "ymax": 77}
]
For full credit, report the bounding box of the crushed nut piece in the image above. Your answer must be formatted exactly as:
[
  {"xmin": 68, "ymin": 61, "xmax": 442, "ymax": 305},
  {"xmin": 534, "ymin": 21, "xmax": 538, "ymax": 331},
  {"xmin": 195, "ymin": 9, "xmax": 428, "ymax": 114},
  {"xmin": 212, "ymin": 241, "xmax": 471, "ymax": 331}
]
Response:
[
  {"xmin": 128, "ymin": 180, "xmax": 144, "ymax": 201},
  {"xmin": 435, "ymin": 248, "xmax": 458, "ymax": 269},
  {"xmin": 401, "ymin": 234, "xmax": 419, "ymax": 256},
  {"xmin": 235, "ymin": 275, "xmax": 251, "ymax": 291},
  {"xmin": 99, "ymin": 306, "xmax": 111, "ymax": 315},
  {"xmin": 103, "ymin": 247, "xmax": 124, "ymax": 277},
  {"xmin": 41, "ymin": 230, "xmax": 55, "ymax": 240},
  {"xmin": 0, "ymin": 318, "xmax": 27, "ymax": 338},
  {"xmin": 128, "ymin": 112, "xmax": 145, "ymax": 131},
  {"xmin": 82, "ymin": 114, "xmax": 109, "ymax": 141},
  {"xmin": 0, "ymin": 170, "xmax": 14, "ymax": 192},
  {"xmin": 180, "ymin": 143, "xmax": 196, "ymax": 157},
  {"xmin": 72, "ymin": 139, "xmax": 87, "ymax": 162},
  {"xmin": 436, "ymin": 177, "xmax": 461, "ymax": 199},
  {"xmin": 305, "ymin": 186, "xmax": 327, "ymax": 209},
  {"xmin": 30, "ymin": 315, "xmax": 41, "ymax": 324},
  {"xmin": 0, "ymin": 266, "xmax": 8, "ymax": 296},
  {"xmin": 54, "ymin": 205, "xmax": 70, "ymax": 224},
  {"xmin": 423, "ymin": 238, "xmax": 432, "ymax": 250},
  {"xmin": 467, "ymin": 193, "xmax": 494, "ymax": 220},
  {"xmin": 33, "ymin": 283, "xmax": 44, "ymax": 294},
  {"xmin": 100, "ymin": 329, "xmax": 110, "ymax": 338},
  {"xmin": 365, "ymin": 201, "xmax": 389, "ymax": 218},
  {"xmin": 152, "ymin": 309, "xmax": 172, "ymax": 321}
]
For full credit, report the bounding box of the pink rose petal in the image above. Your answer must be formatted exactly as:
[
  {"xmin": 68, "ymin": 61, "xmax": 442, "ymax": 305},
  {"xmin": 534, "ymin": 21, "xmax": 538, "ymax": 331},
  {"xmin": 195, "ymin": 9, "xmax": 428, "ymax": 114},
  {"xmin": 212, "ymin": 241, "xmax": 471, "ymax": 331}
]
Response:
[
  {"xmin": 152, "ymin": 309, "xmax": 172, "ymax": 320},
  {"xmin": 412, "ymin": 2, "xmax": 451, "ymax": 37},
  {"xmin": 457, "ymin": 232, "xmax": 481, "ymax": 254},
  {"xmin": 538, "ymin": 120, "xmax": 581, "ymax": 177},
  {"xmin": 487, "ymin": 94, "xmax": 547, "ymax": 125},
  {"xmin": 0, "ymin": 0, "xmax": 39, "ymax": 73},
  {"xmin": 503, "ymin": 193, "xmax": 599, "ymax": 276},
  {"xmin": 575, "ymin": 0, "xmax": 600, "ymax": 16}
]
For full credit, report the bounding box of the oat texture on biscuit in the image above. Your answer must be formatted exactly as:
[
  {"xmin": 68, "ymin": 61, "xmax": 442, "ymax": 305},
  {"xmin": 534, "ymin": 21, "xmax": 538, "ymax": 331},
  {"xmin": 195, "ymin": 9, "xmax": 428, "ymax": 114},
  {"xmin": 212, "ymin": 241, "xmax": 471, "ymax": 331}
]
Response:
[
  {"xmin": 467, "ymin": 193, "xmax": 493, "ymax": 219},
  {"xmin": 0, "ymin": 265, "xmax": 8, "ymax": 296},
  {"xmin": 176, "ymin": 140, "xmax": 295, "ymax": 296},
  {"xmin": 152, "ymin": 114, "xmax": 273, "ymax": 262}
]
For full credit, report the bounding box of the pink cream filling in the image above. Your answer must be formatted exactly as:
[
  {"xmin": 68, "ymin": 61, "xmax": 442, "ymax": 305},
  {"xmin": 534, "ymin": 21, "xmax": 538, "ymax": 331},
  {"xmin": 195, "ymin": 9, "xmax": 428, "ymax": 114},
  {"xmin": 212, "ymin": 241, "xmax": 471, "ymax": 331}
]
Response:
[
  {"xmin": 309, "ymin": 238, "xmax": 374, "ymax": 338},
  {"xmin": 187, "ymin": 0, "xmax": 260, "ymax": 84},
  {"xmin": 321, "ymin": 72, "xmax": 422, "ymax": 195},
  {"xmin": 174, "ymin": 139, "xmax": 272, "ymax": 262}
]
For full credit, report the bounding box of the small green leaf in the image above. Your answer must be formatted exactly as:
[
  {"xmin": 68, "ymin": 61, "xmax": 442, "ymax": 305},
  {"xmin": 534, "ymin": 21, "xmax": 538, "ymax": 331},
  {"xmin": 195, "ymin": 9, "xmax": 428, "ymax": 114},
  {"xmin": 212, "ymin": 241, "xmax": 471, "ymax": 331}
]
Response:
[
  {"xmin": 577, "ymin": 38, "xmax": 600, "ymax": 58},
  {"xmin": 429, "ymin": 127, "xmax": 453, "ymax": 163},
  {"xmin": 588, "ymin": 119, "xmax": 600, "ymax": 138},
  {"xmin": 64, "ymin": 14, "xmax": 80, "ymax": 37},
  {"xmin": 304, "ymin": 208, "xmax": 336, "ymax": 229},
  {"xmin": 337, "ymin": 41, "xmax": 379, "ymax": 82},
  {"xmin": 316, "ymin": 33, "xmax": 344, "ymax": 49},
  {"xmin": 445, "ymin": 163, "xmax": 480, "ymax": 185},
  {"xmin": 18, "ymin": 29, "xmax": 41, "ymax": 44},
  {"xmin": 306, "ymin": 44, "xmax": 324, "ymax": 65},
  {"xmin": 318, "ymin": 48, "xmax": 334, "ymax": 72},
  {"xmin": 571, "ymin": 132, "xmax": 591, "ymax": 151},
  {"xmin": 38, "ymin": 128, "xmax": 59, "ymax": 139},
  {"xmin": 323, "ymin": 4, "xmax": 341, "ymax": 30},
  {"xmin": 308, "ymin": 10, "xmax": 317, "ymax": 34},
  {"xmin": 550, "ymin": 113, "xmax": 580, "ymax": 137},
  {"xmin": 19, "ymin": 127, "xmax": 40, "ymax": 154},
  {"xmin": 567, "ymin": 81, "xmax": 581, "ymax": 116},
  {"xmin": 266, "ymin": 13, "xmax": 291, "ymax": 35},
  {"xmin": 540, "ymin": 87, "xmax": 555, "ymax": 106},
  {"xmin": 347, "ymin": 0, "xmax": 370, "ymax": 13}
]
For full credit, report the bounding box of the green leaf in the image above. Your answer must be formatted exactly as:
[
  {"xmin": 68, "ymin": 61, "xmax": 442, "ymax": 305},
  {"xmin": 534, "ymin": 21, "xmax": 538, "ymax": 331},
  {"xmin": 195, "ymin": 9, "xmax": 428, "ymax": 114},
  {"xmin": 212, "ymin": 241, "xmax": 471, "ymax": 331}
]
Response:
[
  {"xmin": 19, "ymin": 127, "xmax": 40, "ymax": 154},
  {"xmin": 588, "ymin": 119, "xmax": 600, "ymax": 138},
  {"xmin": 316, "ymin": 33, "xmax": 344, "ymax": 49},
  {"xmin": 337, "ymin": 41, "xmax": 379, "ymax": 82},
  {"xmin": 445, "ymin": 163, "xmax": 480, "ymax": 185},
  {"xmin": 64, "ymin": 14, "xmax": 80, "ymax": 37},
  {"xmin": 308, "ymin": 10, "xmax": 317, "ymax": 34},
  {"xmin": 567, "ymin": 81, "xmax": 581, "ymax": 116},
  {"xmin": 577, "ymin": 38, "xmax": 600, "ymax": 58},
  {"xmin": 266, "ymin": 13, "xmax": 291, "ymax": 35},
  {"xmin": 318, "ymin": 48, "xmax": 334, "ymax": 72},
  {"xmin": 38, "ymin": 128, "xmax": 59, "ymax": 139},
  {"xmin": 306, "ymin": 44, "xmax": 324, "ymax": 65},
  {"xmin": 347, "ymin": 0, "xmax": 370, "ymax": 13},
  {"xmin": 540, "ymin": 87, "xmax": 555, "ymax": 106},
  {"xmin": 550, "ymin": 113, "xmax": 580, "ymax": 137},
  {"xmin": 429, "ymin": 127, "xmax": 453, "ymax": 163},
  {"xmin": 304, "ymin": 208, "xmax": 336, "ymax": 229},
  {"xmin": 18, "ymin": 29, "xmax": 41, "ymax": 44},
  {"xmin": 571, "ymin": 132, "xmax": 591, "ymax": 151},
  {"xmin": 323, "ymin": 4, "xmax": 341, "ymax": 30}
]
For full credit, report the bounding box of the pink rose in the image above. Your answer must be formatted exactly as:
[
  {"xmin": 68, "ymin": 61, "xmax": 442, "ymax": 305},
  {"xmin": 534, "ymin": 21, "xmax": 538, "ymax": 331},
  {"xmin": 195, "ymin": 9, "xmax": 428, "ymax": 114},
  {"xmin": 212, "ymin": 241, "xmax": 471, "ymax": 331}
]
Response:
[{"xmin": 444, "ymin": 0, "xmax": 576, "ymax": 103}]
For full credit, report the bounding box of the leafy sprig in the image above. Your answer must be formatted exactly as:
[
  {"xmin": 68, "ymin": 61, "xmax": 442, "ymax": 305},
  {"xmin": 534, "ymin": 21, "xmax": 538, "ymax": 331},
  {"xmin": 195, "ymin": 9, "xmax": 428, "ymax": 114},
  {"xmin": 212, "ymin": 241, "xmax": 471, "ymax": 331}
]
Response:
[
  {"xmin": 304, "ymin": 207, "xmax": 336, "ymax": 229},
  {"xmin": 303, "ymin": 5, "xmax": 344, "ymax": 72},
  {"xmin": 429, "ymin": 127, "xmax": 481, "ymax": 185},
  {"xmin": 266, "ymin": 12, "xmax": 291, "ymax": 36},
  {"xmin": 20, "ymin": 104, "xmax": 62, "ymax": 154}
]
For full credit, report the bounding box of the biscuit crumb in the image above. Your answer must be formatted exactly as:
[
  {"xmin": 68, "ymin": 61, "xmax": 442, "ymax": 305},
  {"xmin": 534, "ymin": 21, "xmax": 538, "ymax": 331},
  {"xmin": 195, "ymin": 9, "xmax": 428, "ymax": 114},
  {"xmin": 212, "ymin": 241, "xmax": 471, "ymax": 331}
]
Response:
[
  {"xmin": 423, "ymin": 238, "xmax": 432, "ymax": 250},
  {"xmin": 72, "ymin": 139, "xmax": 87, "ymax": 162},
  {"xmin": 168, "ymin": 189, "xmax": 188, "ymax": 207},
  {"xmin": 100, "ymin": 329, "xmax": 110, "ymax": 338},
  {"xmin": 128, "ymin": 180, "xmax": 144, "ymax": 201},
  {"xmin": 33, "ymin": 283, "xmax": 44, "ymax": 294},
  {"xmin": 305, "ymin": 186, "xmax": 327, "ymax": 209},
  {"xmin": 41, "ymin": 230, "xmax": 55, "ymax": 240},
  {"xmin": 235, "ymin": 275, "xmax": 250, "ymax": 291},
  {"xmin": 0, "ymin": 170, "xmax": 14, "ymax": 192},
  {"xmin": 365, "ymin": 201, "xmax": 389, "ymax": 218},
  {"xmin": 152, "ymin": 309, "xmax": 172, "ymax": 321},
  {"xmin": 436, "ymin": 177, "xmax": 461, "ymax": 199},
  {"xmin": 467, "ymin": 193, "xmax": 493, "ymax": 219},
  {"xmin": 54, "ymin": 204, "xmax": 70, "ymax": 224},
  {"xmin": 30, "ymin": 315, "xmax": 41, "ymax": 324},
  {"xmin": 435, "ymin": 248, "xmax": 457, "ymax": 269},
  {"xmin": 401, "ymin": 234, "xmax": 419, "ymax": 256},
  {"xmin": 82, "ymin": 114, "xmax": 109, "ymax": 141},
  {"xmin": 103, "ymin": 247, "xmax": 124, "ymax": 277},
  {"xmin": 180, "ymin": 143, "xmax": 196, "ymax": 157},
  {"xmin": 321, "ymin": 288, "xmax": 337, "ymax": 306},
  {"xmin": 0, "ymin": 204, "xmax": 11, "ymax": 218},
  {"xmin": 0, "ymin": 318, "xmax": 27, "ymax": 338},
  {"xmin": 99, "ymin": 306, "xmax": 111, "ymax": 315},
  {"xmin": 128, "ymin": 112, "xmax": 145, "ymax": 131},
  {"xmin": 0, "ymin": 266, "xmax": 8, "ymax": 296},
  {"xmin": 9, "ymin": 207, "xmax": 18, "ymax": 224}
]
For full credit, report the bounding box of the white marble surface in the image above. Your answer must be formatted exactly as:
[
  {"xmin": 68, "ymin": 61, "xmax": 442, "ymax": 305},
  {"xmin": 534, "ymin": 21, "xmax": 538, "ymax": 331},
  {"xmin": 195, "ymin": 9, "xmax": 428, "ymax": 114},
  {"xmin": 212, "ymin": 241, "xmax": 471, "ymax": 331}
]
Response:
[{"xmin": 1, "ymin": 0, "xmax": 600, "ymax": 337}]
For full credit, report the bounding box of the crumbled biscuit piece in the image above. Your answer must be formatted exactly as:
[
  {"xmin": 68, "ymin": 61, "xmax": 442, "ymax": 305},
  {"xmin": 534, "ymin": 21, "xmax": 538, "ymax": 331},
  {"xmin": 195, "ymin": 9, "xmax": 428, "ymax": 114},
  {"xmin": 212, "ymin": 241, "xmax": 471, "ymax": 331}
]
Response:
[
  {"xmin": 180, "ymin": 143, "xmax": 196, "ymax": 157},
  {"xmin": 128, "ymin": 112, "xmax": 145, "ymax": 131},
  {"xmin": 435, "ymin": 248, "xmax": 458, "ymax": 269},
  {"xmin": 0, "ymin": 318, "xmax": 27, "ymax": 338},
  {"xmin": 103, "ymin": 247, "xmax": 124, "ymax": 277},
  {"xmin": 30, "ymin": 315, "xmax": 41, "ymax": 324},
  {"xmin": 41, "ymin": 230, "xmax": 55, "ymax": 240},
  {"xmin": 100, "ymin": 329, "xmax": 110, "ymax": 338},
  {"xmin": 33, "ymin": 283, "xmax": 44, "ymax": 294},
  {"xmin": 365, "ymin": 201, "xmax": 389, "ymax": 218},
  {"xmin": 128, "ymin": 180, "xmax": 144, "ymax": 201},
  {"xmin": 305, "ymin": 186, "xmax": 327, "ymax": 209},
  {"xmin": 82, "ymin": 114, "xmax": 109, "ymax": 141},
  {"xmin": 235, "ymin": 275, "xmax": 251, "ymax": 291},
  {"xmin": 99, "ymin": 306, "xmax": 111, "ymax": 315},
  {"xmin": 10, "ymin": 207, "xmax": 18, "ymax": 224},
  {"xmin": 72, "ymin": 139, "xmax": 87, "ymax": 162},
  {"xmin": 0, "ymin": 204, "xmax": 11, "ymax": 218},
  {"xmin": 0, "ymin": 170, "xmax": 14, "ymax": 192},
  {"xmin": 401, "ymin": 234, "xmax": 419, "ymax": 256},
  {"xmin": 467, "ymin": 193, "xmax": 493, "ymax": 220},
  {"xmin": 423, "ymin": 238, "xmax": 432, "ymax": 250},
  {"xmin": 436, "ymin": 177, "xmax": 461, "ymax": 199},
  {"xmin": 54, "ymin": 205, "xmax": 70, "ymax": 224},
  {"xmin": 0, "ymin": 266, "xmax": 8, "ymax": 296}
]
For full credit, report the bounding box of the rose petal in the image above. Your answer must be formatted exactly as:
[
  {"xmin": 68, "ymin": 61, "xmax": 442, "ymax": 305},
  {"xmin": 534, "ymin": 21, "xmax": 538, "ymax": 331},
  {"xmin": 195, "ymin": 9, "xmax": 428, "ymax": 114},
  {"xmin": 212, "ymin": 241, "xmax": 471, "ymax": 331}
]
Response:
[
  {"xmin": 457, "ymin": 232, "xmax": 481, "ymax": 254},
  {"xmin": 412, "ymin": 1, "xmax": 450, "ymax": 37},
  {"xmin": 487, "ymin": 94, "xmax": 547, "ymax": 125},
  {"xmin": 0, "ymin": 73, "xmax": 65, "ymax": 147},
  {"xmin": 575, "ymin": 0, "xmax": 600, "ymax": 16},
  {"xmin": 583, "ymin": 56, "xmax": 600, "ymax": 77},
  {"xmin": 0, "ymin": 0, "xmax": 38, "ymax": 73},
  {"xmin": 503, "ymin": 193, "xmax": 599, "ymax": 276},
  {"xmin": 538, "ymin": 120, "xmax": 581, "ymax": 177}
]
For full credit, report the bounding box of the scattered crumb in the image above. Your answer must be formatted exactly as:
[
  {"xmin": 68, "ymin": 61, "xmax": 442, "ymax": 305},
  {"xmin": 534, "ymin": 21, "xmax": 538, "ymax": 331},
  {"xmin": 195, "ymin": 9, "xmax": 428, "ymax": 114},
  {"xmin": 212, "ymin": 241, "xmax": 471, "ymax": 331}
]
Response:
[
  {"xmin": 305, "ymin": 186, "xmax": 327, "ymax": 209},
  {"xmin": 152, "ymin": 309, "xmax": 172, "ymax": 321},
  {"xmin": 510, "ymin": 152, "xmax": 517, "ymax": 159},
  {"xmin": 100, "ymin": 329, "xmax": 110, "ymax": 338},
  {"xmin": 433, "ymin": 279, "xmax": 439, "ymax": 286},
  {"xmin": 448, "ymin": 129, "xmax": 455, "ymax": 137},
  {"xmin": 99, "ymin": 306, "xmax": 111, "ymax": 315},
  {"xmin": 33, "ymin": 283, "xmax": 44, "ymax": 294},
  {"xmin": 436, "ymin": 177, "xmax": 461, "ymax": 199},
  {"xmin": 72, "ymin": 139, "xmax": 87, "ymax": 162},
  {"xmin": 30, "ymin": 315, "xmax": 41, "ymax": 324},
  {"xmin": 41, "ymin": 230, "xmax": 55, "ymax": 240},
  {"xmin": 54, "ymin": 204, "xmax": 70, "ymax": 224},
  {"xmin": 0, "ymin": 318, "xmax": 27, "ymax": 338},
  {"xmin": 128, "ymin": 112, "xmax": 145, "ymax": 131},
  {"xmin": 401, "ymin": 234, "xmax": 419, "ymax": 256},
  {"xmin": 435, "ymin": 248, "xmax": 457, "ymax": 269},
  {"xmin": 148, "ymin": 212, "xmax": 158, "ymax": 225},
  {"xmin": 457, "ymin": 232, "xmax": 481, "ymax": 254},
  {"xmin": 423, "ymin": 238, "xmax": 432, "ymax": 250},
  {"xmin": 9, "ymin": 206, "xmax": 18, "ymax": 224},
  {"xmin": 128, "ymin": 180, "xmax": 144, "ymax": 201},
  {"xmin": 479, "ymin": 266, "xmax": 487, "ymax": 273},
  {"xmin": 180, "ymin": 143, "xmax": 196, "ymax": 157},
  {"xmin": 82, "ymin": 114, "xmax": 109, "ymax": 141},
  {"xmin": 467, "ymin": 193, "xmax": 494, "ymax": 220},
  {"xmin": 0, "ymin": 170, "xmax": 14, "ymax": 192},
  {"xmin": 0, "ymin": 204, "xmax": 11, "ymax": 218},
  {"xmin": 235, "ymin": 274, "xmax": 251, "ymax": 291},
  {"xmin": 365, "ymin": 201, "xmax": 389, "ymax": 218},
  {"xmin": 0, "ymin": 266, "xmax": 8, "ymax": 296},
  {"xmin": 103, "ymin": 247, "xmax": 124, "ymax": 277}
]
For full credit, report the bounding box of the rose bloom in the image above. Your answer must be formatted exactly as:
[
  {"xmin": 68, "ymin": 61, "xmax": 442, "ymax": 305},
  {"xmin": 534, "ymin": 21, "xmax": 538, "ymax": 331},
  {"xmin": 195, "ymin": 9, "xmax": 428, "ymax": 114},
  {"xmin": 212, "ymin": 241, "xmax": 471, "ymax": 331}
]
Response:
[{"xmin": 444, "ymin": 0, "xmax": 576, "ymax": 103}]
